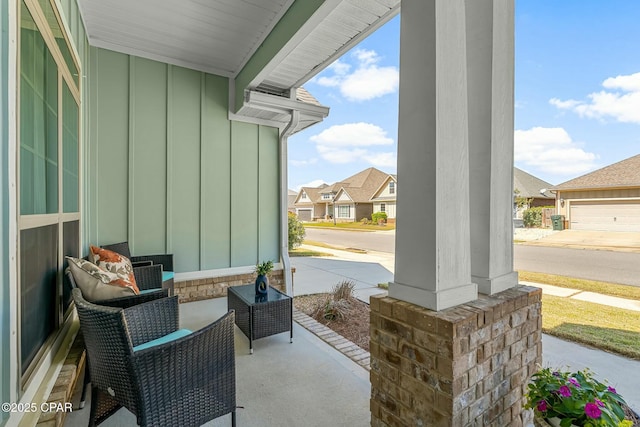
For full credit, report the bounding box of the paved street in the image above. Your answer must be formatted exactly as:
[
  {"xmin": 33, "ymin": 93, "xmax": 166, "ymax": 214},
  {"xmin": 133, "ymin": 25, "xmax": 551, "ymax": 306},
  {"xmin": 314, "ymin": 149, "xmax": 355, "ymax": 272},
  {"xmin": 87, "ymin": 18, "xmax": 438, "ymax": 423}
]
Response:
[
  {"xmin": 514, "ymin": 245, "xmax": 640, "ymax": 286},
  {"xmin": 304, "ymin": 227, "xmax": 640, "ymax": 287}
]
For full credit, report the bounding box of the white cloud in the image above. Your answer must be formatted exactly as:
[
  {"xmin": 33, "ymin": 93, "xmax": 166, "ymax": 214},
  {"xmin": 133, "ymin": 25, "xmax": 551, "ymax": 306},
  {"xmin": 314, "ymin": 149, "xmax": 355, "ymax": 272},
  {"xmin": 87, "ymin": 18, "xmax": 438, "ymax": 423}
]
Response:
[
  {"xmin": 290, "ymin": 158, "xmax": 318, "ymax": 167},
  {"xmin": 550, "ymin": 71, "xmax": 640, "ymax": 123},
  {"xmin": 549, "ymin": 98, "xmax": 581, "ymax": 110},
  {"xmin": 310, "ymin": 123, "xmax": 396, "ymax": 168},
  {"xmin": 514, "ymin": 127, "xmax": 598, "ymax": 176},
  {"xmin": 364, "ymin": 152, "xmax": 397, "ymax": 168},
  {"xmin": 295, "ymin": 179, "xmax": 326, "ymax": 191},
  {"xmin": 310, "ymin": 122, "xmax": 394, "ymax": 147},
  {"xmin": 315, "ymin": 49, "xmax": 399, "ymax": 102}
]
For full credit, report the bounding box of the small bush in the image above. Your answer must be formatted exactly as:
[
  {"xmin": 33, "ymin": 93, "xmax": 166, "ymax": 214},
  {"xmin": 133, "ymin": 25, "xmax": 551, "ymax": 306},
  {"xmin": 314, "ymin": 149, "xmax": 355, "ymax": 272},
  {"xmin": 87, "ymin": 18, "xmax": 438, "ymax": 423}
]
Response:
[
  {"xmin": 361, "ymin": 218, "xmax": 370, "ymax": 224},
  {"xmin": 288, "ymin": 212, "xmax": 306, "ymax": 250},
  {"xmin": 372, "ymin": 212, "xmax": 387, "ymax": 224},
  {"xmin": 523, "ymin": 207, "xmax": 544, "ymax": 228},
  {"xmin": 318, "ymin": 298, "xmax": 351, "ymax": 321},
  {"xmin": 332, "ymin": 280, "xmax": 356, "ymax": 301}
]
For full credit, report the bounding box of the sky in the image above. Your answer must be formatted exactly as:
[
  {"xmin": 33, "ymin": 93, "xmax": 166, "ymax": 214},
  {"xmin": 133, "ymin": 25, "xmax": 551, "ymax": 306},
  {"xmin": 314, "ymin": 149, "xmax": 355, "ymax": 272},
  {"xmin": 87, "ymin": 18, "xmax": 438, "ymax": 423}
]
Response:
[{"xmin": 287, "ymin": 1, "xmax": 640, "ymax": 191}]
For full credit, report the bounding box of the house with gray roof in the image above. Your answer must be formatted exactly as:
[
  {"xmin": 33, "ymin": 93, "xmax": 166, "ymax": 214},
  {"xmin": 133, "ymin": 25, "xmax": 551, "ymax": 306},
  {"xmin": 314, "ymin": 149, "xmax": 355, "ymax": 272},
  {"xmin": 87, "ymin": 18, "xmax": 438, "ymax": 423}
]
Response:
[
  {"xmin": 370, "ymin": 174, "xmax": 398, "ymax": 221},
  {"xmin": 294, "ymin": 167, "xmax": 392, "ymax": 222},
  {"xmin": 293, "ymin": 184, "xmax": 329, "ymax": 221},
  {"xmin": 513, "ymin": 168, "xmax": 554, "ymax": 219},
  {"xmin": 554, "ymin": 154, "xmax": 640, "ymax": 231}
]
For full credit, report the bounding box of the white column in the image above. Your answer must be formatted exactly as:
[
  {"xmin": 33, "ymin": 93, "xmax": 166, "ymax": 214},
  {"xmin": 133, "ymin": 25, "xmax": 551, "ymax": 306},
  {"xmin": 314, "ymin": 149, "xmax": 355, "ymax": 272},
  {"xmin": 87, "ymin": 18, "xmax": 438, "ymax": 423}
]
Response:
[
  {"xmin": 390, "ymin": 0, "xmax": 477, "ymax": 311},
  {"xmin": 466, "ymin": 0, "xmax": 518, "ymax": 294}
]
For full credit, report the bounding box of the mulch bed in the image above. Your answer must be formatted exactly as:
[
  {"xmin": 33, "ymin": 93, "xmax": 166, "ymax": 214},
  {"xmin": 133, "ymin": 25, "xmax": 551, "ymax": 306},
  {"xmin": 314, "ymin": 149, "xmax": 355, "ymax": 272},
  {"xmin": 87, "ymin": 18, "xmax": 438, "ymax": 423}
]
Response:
[{"xmin": 294, "ymin": 293, "xmax": 371, "ymax": 352}]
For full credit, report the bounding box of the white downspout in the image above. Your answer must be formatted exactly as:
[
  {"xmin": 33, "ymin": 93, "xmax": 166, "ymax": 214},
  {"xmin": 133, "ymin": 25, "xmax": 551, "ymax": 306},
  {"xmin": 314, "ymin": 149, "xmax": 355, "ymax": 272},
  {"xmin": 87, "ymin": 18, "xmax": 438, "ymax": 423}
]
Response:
[{"xmin": 280, "ymin": 109, "xmax": 300, "ymax": 296}]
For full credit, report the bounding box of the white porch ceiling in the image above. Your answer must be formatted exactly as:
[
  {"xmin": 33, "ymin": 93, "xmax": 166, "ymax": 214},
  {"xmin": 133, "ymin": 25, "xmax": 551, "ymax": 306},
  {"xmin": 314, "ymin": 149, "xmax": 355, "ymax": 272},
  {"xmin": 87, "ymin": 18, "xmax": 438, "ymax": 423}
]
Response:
[{"xmin": 77, "ymin": 0, "xmax": 399, "ymax": 93}]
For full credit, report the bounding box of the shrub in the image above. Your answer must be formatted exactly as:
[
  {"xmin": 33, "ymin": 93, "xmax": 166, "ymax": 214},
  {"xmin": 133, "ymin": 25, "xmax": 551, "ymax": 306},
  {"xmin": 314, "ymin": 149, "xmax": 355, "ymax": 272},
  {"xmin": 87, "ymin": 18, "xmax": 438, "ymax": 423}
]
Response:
[
  {"xmin": 288, "ymin": 212, "xmax": 306, "ymax": 250},
  {"xmin": 331, "ymin": 280, "xmax": 356, "ymax": 301},
  {"xmin": 523, "ymin": 207, "xmax": 544, "ymax": 228},
  {"xmin": 372, "ymin": 211, "xmax": 387, "ymax": 224},
  {"xmin": 318, "ymin": 299, "xmax": 351, "ymax": 321}
]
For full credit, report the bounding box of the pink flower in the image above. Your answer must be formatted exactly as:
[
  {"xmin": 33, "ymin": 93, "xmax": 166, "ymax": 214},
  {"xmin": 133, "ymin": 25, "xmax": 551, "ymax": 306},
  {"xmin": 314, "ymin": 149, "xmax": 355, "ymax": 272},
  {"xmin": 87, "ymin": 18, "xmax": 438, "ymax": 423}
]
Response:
[
  {"xmin": 559, "ymin": 385, "xmax": 572, "ymax": 397},
  {"xmin": 608, "ymin": 386, "xmax": 617, "ymax": 393},
  {"xmin": 569, "ymin": 378, "xmax": 580, "ymax": 388},
  {"xmin": 585, "ymin": 402, "xmax": 602, "ymax": 419},
  {"xmin": 594, "ymin": 399, "xmax": 604, "ymax": 407},
  {"xmin": 537, "ymin": 400, "xmax": 548, "ymax": 412}
]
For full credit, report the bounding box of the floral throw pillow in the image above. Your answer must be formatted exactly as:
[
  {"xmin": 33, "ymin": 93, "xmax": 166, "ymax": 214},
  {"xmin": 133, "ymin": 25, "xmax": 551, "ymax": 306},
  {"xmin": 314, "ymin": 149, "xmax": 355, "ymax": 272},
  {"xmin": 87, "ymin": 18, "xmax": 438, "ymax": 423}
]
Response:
[
  {"xmin": 66, "ymin": 257, "xmax": 137, "ymax": 302},
  {"xmin": 88, "ymin": 245, "xmax": 140, "ymax": 294}
]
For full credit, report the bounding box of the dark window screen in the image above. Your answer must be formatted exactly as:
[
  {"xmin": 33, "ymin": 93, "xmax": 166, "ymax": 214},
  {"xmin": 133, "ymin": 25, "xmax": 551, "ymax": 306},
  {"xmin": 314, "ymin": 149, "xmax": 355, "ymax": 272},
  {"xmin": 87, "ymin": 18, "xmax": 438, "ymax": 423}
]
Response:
[
  {"xmin": 20, "ymin": 224, "xmax": 58, "ymax": 374},
  {"xmin": 62, "ymin": 220, "xmax": 79, "ymax": 312}
]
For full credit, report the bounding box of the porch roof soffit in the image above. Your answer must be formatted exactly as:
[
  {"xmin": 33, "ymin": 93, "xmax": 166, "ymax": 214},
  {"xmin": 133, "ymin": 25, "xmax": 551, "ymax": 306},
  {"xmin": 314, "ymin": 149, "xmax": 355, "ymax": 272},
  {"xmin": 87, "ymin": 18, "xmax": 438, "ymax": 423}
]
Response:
[{"xmin": 77, "ymin": 0, "xmax": 399, "ymax": 131}]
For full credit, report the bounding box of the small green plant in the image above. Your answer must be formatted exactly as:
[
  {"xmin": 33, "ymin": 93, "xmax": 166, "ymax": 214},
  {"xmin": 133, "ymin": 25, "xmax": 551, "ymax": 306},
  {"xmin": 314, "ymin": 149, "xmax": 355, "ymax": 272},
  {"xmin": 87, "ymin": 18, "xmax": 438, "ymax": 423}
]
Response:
[
  {"xmin": 372, "ymin": 212, "xmax": 387, "ymax": 224},
  {"xmin": 255, "ymin": 260, "xmax": 274, "ymax": 276},
  {"xmin": 377, "ymin": 282, "xmax": 389, "ymax": 290},
  {"xmin": 526, "ymin": 366, "xmax": 631, "ymax": 426},
  {"xmin": 288, "ymin": 212, "xmax": 306, "ymax": 250}
]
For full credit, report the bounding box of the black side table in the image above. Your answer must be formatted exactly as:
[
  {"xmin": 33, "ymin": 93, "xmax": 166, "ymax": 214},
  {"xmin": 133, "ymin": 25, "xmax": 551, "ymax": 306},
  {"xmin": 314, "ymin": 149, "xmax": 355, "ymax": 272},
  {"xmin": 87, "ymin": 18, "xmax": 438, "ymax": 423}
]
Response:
[{"xmin": 227, "ymin": 284, "xmax": 293, "ymax": 354}]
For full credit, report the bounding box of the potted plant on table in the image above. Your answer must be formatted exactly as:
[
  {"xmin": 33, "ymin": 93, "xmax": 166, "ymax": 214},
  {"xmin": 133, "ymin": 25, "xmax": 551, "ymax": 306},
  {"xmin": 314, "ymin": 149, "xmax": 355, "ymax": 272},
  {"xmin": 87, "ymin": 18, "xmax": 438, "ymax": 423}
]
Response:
[
  {"xmin": 255, "ymin": 260, "xmax": 274, "ymax": 297},
  {"xmin": 526, "ymin": 366, "xmax": 633, "ymax": 427}
]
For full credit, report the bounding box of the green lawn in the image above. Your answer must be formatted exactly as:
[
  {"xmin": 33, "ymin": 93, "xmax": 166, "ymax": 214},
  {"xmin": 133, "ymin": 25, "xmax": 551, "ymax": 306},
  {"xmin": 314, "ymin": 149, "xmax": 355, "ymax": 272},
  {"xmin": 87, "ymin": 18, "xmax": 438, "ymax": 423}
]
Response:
[
  {"xmin": 542, "ymin": 295, "xmax": 640, "ymax": 360},
  {"xmin": 519, "ymin": 271, "xmax": 640, "ymax": 301},
  {"xmin": 303, "ymin": 222, "xmax": 395, "ymax": 231},
  {"xmin": 289, "ymin": 247, "xmax": 332, "ymax": 257}
]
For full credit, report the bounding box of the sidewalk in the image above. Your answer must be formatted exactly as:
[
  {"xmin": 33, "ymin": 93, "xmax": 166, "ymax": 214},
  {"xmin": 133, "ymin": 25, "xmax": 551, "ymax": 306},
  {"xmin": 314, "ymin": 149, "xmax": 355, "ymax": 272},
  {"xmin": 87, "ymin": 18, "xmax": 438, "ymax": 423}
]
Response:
[{"xmin": 291, "ymin": 244, "xmax": 640, "ymax": 411}]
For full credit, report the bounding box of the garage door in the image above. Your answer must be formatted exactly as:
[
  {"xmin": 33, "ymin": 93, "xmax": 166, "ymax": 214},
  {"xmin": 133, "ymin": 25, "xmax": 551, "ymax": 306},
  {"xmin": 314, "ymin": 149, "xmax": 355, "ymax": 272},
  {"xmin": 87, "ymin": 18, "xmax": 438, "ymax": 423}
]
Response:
[
  {"xmin": 570, "ymin": 200, "xmax": 640, "ymax": 231},
  {"xmin": 297, "ymin": 209, "xmax": 312, "ymax": 222}
]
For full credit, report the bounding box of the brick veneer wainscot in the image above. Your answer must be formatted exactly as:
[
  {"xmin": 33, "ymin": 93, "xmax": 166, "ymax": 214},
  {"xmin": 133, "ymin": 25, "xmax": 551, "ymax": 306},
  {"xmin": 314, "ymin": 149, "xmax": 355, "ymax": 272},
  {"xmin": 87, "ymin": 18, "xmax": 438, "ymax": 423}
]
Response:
[
  {"xmin": 174, "ymin": 269, "xmax": 290, "ymax": 303},
  {"xmin": 370, "ymin": 285, "xmax": 542, "ymax": 427}
]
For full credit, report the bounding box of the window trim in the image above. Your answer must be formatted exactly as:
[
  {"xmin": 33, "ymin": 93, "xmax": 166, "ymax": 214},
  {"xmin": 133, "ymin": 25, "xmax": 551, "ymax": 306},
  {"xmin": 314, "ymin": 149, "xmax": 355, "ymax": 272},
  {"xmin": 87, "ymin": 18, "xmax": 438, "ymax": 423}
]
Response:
[{"xmin": 17, "ymin": 0, "xmax": 82, "ymax": 388}]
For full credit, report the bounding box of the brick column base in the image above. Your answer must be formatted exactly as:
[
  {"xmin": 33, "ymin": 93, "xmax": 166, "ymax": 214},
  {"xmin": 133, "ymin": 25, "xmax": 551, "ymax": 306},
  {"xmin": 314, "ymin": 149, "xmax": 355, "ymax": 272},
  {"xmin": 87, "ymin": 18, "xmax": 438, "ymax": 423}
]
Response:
[{"xmin": 370, "ymin": 285, "xmax": 542, "ymax": 427}]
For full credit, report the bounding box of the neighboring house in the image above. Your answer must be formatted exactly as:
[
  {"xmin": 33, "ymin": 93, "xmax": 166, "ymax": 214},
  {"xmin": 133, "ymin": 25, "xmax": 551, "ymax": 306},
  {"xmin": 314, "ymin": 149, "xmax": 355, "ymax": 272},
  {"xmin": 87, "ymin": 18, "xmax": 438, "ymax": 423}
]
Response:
[
  {"xmin": 554, "ymin": 154, "xmax": 640, "ymax": 231},
  {"xmin": 370, "ymin": 175, "xmax": 398, "ymax": 221},
  {"xmin": 293, "ymin": 184, "xmax": 329, "ymax": 221},
  {"xmin": 513, "ymin": 167, "xmax": 554, "ymax": 218},
  {"xmin": 294, "ymin": 167, "xmax": 391, "ymax": 222},
  {"xmin": 327, "ymin": 168, "xmax": 390, "ymax": 222},
  {"xmin": 287, "ymin": 189, "xmax": 298, "ymax": 214}
]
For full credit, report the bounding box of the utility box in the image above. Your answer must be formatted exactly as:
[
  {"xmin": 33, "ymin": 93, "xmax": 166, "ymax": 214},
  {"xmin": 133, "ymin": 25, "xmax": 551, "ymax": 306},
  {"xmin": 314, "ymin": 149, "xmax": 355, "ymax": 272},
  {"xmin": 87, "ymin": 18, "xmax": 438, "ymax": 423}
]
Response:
[{"xmin": 551, "ymin": 215, "xmax": 565, "ymax": 231}]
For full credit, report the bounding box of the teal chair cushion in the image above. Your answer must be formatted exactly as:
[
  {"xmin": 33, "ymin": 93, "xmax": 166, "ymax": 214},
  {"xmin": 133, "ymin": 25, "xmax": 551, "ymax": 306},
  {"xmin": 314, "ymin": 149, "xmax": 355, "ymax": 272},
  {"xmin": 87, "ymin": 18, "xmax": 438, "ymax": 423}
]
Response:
[
  {"xmin": 162, "ymin": 271, "xmax": 174, "ymax": 282},
  {"xmin": 133, "ymin": 329, "xmax": 192, "ymax": 352}
]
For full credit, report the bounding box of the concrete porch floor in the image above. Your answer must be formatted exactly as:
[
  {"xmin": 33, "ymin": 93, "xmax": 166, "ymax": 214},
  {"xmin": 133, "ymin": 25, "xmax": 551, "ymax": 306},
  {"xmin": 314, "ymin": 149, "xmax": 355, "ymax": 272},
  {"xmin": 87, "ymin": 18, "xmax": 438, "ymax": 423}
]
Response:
[{"xmin": 64, "ymin": 297, "xmax": 371, "ymax": 427}]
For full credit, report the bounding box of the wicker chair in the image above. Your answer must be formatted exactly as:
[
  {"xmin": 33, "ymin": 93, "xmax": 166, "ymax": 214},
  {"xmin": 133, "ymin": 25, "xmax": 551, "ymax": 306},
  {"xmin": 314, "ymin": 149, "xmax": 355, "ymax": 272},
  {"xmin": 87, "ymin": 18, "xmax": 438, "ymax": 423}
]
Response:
[
  {"xmin": 72, "ymin": 288, "xmax": 236, "ymax": 427},
  {"xmin": 65, "ymin": 268, "xmax": 169, "ymax": 409},
  {"xmin": 102, "ymin": 242, "xmax": 174, "ymax": 295}
]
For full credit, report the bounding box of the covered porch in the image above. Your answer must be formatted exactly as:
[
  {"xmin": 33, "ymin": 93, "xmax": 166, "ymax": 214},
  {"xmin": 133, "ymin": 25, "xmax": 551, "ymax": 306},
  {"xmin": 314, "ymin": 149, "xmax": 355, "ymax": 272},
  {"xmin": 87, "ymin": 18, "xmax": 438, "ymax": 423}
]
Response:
[{"xmin": 2, "ymin": 0, "xmax": 539, "ymax": 426}]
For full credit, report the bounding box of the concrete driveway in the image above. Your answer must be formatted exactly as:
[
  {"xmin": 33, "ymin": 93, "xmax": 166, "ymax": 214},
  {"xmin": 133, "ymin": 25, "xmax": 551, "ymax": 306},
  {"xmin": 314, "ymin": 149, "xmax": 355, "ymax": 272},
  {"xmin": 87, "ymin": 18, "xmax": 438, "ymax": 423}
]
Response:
[{"xmin": 525, "ymin": 229, "xmax": 640, "ymax": 252}]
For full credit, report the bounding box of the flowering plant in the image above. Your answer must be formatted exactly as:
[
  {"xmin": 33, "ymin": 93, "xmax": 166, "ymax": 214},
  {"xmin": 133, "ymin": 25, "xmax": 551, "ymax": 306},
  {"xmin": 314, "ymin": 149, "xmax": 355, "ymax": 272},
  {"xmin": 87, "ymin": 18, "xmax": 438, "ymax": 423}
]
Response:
[{"xmin": 526, "ymin": 367, "xmax": 632, "ymax": 427}]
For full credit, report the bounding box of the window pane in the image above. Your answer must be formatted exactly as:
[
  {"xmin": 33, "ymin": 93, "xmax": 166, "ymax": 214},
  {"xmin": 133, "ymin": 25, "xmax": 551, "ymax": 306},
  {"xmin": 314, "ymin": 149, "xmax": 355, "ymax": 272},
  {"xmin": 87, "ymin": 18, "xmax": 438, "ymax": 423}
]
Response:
[
  {"xmin": 20, "ymin": 224, "xmax": 58, "ymax": 375},
  {"xmin": 37, "ymin": 0, "xmax": 79, "ymax": 86},
  {"xmin": 62, "ymin": 82, "xmax": 78, "ymax": 212},
  {"xmin": 20, "ymin": 2, "xmax": 58, "ymax": 215},
  {"xmin": 62, "ymin": 220, "xmax": 79, "ymax": 312}
]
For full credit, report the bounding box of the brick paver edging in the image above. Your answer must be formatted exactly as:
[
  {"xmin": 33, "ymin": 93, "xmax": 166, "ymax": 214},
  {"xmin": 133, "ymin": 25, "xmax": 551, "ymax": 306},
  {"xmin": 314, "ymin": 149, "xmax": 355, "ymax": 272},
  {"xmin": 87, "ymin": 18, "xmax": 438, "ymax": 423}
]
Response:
[{"xmin": 292, "ymin": 308, "xmax": 370, "ymax": 370}]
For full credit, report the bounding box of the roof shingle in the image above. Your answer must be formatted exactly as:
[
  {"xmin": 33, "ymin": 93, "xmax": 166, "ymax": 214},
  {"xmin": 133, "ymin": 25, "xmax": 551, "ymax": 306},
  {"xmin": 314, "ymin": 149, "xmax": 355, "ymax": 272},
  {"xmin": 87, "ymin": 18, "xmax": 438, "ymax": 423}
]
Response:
[{"xmin": 554, "ymin": 154, "xmax": 640, "ymax": 190}]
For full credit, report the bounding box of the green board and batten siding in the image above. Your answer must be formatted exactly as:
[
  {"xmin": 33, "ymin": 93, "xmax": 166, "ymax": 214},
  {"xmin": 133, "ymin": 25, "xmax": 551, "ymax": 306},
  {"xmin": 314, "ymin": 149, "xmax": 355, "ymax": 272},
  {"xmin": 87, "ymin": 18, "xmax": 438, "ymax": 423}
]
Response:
[{"xmin": 88, "ymin": 47, "xmax": 281, "ymax": 273}]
